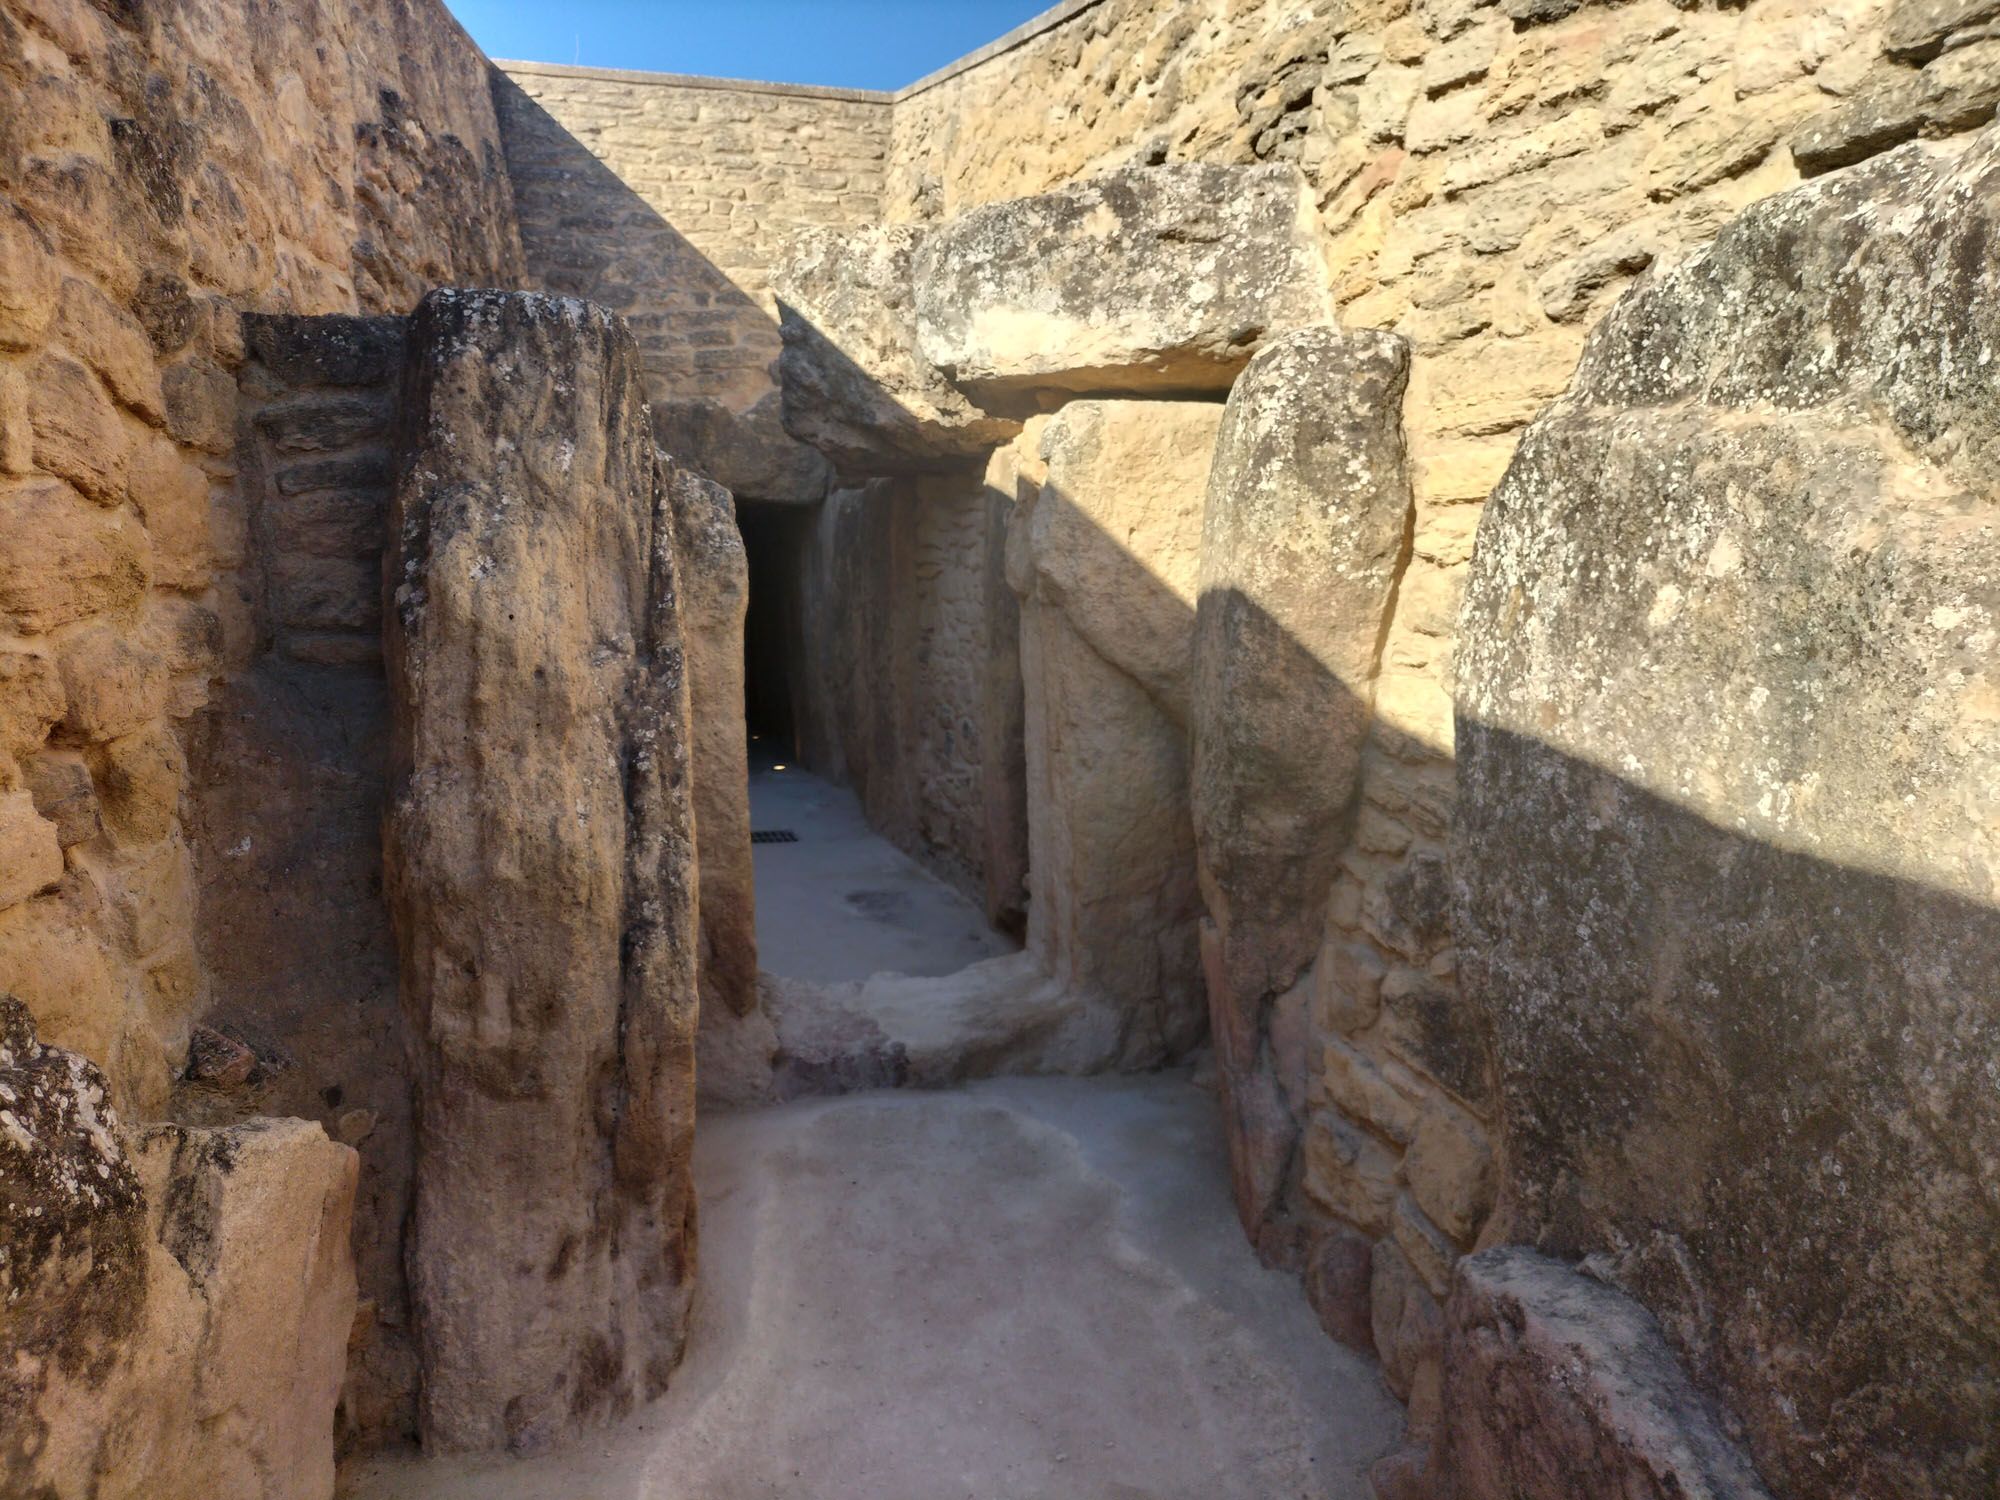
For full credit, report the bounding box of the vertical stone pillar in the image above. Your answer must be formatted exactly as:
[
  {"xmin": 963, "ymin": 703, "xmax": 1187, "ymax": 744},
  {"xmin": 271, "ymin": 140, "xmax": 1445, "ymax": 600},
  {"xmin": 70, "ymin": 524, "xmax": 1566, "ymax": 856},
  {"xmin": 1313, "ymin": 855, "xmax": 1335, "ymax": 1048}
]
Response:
[
  {"xmin": 1014, "ymin": 400, "xmax": 1221, "ymax": 1067},
  {"xmin": 1190, "ymin": 328, "xmax": 1412, "ymax": 1244},
  {"xmin": 384, "ymin": 291, "xmax": 698, "ymax": 1454},
  {"xmin": 661, "ymin": 456, "xmax": 773, "ymax": 1099}
]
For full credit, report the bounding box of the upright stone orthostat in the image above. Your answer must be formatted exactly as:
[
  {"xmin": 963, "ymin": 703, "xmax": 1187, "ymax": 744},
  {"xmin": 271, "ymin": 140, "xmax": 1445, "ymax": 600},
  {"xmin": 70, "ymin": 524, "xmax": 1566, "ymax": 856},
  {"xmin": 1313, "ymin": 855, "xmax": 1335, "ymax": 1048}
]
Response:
[
  {"xmin": 1455, "ymin": 131, "xmax": 2000, "ymax": 1499},
  {"xmin": 1011, "ymin": 400, "xmax": 1222, "ymax": 1067},
  {"xmin": 661, "ymin": 455, "xmax": 775, "ymax": 1103},
  {"xmin": 1191, "ymin": 327, "xmax": 1412, "ymax": 1245},
  {"xmin": 384, "ymin": 291, "xmax": 698, "ymax": 1454}
]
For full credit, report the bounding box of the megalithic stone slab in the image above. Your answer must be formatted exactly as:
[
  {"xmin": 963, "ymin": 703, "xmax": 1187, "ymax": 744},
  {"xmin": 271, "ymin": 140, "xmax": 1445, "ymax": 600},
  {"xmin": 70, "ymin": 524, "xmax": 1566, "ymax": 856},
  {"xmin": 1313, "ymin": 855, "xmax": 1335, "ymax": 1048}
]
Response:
[
  {"xmin": 1454, "ymin": 129, "xmax": 2000, "ymax": 1499},
  {"xmin": 912, "ymin": 164, "xmax": 1336, "ymax": 401},
  {"xmin": 1190, "ymin": 327, "xmax": 1412, "ymax": 1239},
  {"xmin": 384, "ymin": 290, "xmax": 698, "ymax": 1455},
  {"xmin": 660, "ymin": 453, "xmax": 777, "ymax": 1103},
  {"xmin": 660, "ymin": 456, "xmax": 756, "ymax": 1022},
  {"xmin": 775, "ymin": 224, "xmax": 1021, "ymax": 476},
  {"xmin": 1441, "ymin": 1250, "xmax": 1774, "ymax": 1500}
]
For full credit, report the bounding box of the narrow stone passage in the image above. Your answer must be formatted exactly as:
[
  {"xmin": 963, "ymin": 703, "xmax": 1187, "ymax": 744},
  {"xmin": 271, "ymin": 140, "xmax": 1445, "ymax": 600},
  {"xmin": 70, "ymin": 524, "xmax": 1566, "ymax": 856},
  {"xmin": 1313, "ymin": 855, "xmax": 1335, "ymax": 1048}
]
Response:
[
  {"xmin": 747, "ymin": 745, "xmax": 1014, "ymax": 985},
  {"xmin": 338, "ymin": 1075, "xmax": 1404, "ymax": 1500}
]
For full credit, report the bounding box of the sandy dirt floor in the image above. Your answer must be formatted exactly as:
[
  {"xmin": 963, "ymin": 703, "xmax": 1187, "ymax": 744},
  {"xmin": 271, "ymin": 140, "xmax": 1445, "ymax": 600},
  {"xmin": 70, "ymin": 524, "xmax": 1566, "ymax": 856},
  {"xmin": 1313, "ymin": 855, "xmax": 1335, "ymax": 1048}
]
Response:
[{"xmin": 338, "ymin": 1075, "xmax": 1403, "ymax": 1500}]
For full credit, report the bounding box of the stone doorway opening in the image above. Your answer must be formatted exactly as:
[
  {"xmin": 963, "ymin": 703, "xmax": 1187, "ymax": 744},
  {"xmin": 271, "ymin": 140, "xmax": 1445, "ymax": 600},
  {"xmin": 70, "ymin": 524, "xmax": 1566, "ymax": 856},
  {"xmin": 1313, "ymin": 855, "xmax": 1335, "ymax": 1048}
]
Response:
[{"xmin": 736, "ymin": 499, "xmax": 813, "ymax": 766}]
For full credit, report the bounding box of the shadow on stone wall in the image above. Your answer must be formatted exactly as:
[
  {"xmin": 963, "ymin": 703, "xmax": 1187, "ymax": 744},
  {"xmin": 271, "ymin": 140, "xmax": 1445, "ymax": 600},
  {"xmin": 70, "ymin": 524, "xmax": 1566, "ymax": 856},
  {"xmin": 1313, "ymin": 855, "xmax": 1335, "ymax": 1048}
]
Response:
[
  {"xmin": 490, "ymin": 72, "xmax": 830, "ymax": 505},
  {"xmin": 1453, "ymin": 717, "xmax": 2000, "ymax": 1500},
  {"xmin": 740, "ymin": 327, "xmax": 1998, "ymax": 1493}
]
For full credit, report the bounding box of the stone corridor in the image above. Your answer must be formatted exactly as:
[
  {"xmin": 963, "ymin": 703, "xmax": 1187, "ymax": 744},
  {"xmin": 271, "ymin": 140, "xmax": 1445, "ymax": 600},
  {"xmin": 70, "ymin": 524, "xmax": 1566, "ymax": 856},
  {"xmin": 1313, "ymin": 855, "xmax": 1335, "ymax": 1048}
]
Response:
[
  {"xmin": 5, "ymin": 0, "xmax": 1998, "ymax": 1496},
  {"xmin": 339, "ymin": 1075, "xmax": 1403, "ymax": 1500}
]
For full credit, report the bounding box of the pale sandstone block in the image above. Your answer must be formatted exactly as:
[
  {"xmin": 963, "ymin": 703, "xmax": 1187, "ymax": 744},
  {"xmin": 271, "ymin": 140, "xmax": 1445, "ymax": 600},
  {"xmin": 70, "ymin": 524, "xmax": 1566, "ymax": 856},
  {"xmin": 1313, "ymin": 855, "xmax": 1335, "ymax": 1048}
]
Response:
[
  {"xmin": 1404, "ymin": 1099, "xmax": 1495, "ymax": 1241},
  {"xmin": 56, "ymin": 623, "xmax": 168, "ymax": 744},
  {"xmin": 128, "ymin": 435, "xmax": 212, "ymax": 590},
  {"xmin": 0, "ymin": 362, "xmax": 32, "ymax": 473},
  {"xmin": 25, "ymin": 755, "xmax": 100, "ymax": 848},
  {"xmin": 1323, "ymin": 1036, "xmax": 1424, "ymax": 1143},
  {"xmin": 1420, "ymin": 16, "xmax": 1508, "ymax": 95},
  {"xmin": 1438, "ymin": 109, "xmax": 1603, "ymax": 196},
  {"xmin": 89, "ymin": 722, "xmax": 186, "ymax": 847},
  {"xmin": 0, "ymin": 790, "xmax": 63, "ymax": 909},
  {"xmin": 0, "ymin": 647, "xmax": 65, "ymax": 760},
  {"xmin": 1302, "ymin": 1108, "xmax": 1401, "ymax": 1235},
  {"xmin": 28, "ymin": 350, "xmax": 131, "ymax": 504},
  {"xmin": 53, "ymin": 277, "xmax": 166, "ymax": 426},
  {"xmin": 0, "ymin": 203, "xmax": 59, "ymax": 352},
  {"xmin": 1315, "ymin": 935, "xmax": 1388, "ymax": 1035}
]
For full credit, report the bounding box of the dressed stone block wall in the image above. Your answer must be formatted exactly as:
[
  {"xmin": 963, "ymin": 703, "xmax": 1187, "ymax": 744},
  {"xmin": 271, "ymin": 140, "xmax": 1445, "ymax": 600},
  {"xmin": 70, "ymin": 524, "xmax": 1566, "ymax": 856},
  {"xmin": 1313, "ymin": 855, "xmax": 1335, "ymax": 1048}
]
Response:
[{"xmin": 495, "ymin": 63, "xmax": 890, "ymax": 498}]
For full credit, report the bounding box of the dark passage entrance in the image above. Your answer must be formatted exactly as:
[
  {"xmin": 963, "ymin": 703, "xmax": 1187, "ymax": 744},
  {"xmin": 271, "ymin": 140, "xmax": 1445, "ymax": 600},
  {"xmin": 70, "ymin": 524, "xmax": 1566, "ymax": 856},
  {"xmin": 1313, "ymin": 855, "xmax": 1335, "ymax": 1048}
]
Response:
[{"xmin": 737, "ymin": 499, "xmax": 814, "ymax": 760}]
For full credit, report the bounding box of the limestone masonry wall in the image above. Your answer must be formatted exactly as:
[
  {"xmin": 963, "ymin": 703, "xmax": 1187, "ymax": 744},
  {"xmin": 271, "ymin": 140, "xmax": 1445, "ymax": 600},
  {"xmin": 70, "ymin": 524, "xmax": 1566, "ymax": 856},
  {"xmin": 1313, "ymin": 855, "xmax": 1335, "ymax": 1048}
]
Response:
[
  {"xmin": 0, "ymin": 0, "xmax": 520, "ymax": 1125},
  {"xmin": 496, "ymin": 63, "xmax": 890, "ymax": 497},
  {"xmin": 0, "ymin": 0, "xmax": 525, "ymax": 1478}
]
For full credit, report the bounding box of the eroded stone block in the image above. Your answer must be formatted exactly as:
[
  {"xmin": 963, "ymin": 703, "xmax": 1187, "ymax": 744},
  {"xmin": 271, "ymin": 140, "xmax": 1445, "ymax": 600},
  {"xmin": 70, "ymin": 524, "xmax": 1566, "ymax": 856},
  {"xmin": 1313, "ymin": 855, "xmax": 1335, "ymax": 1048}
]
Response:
[
  {"xmin": 1455, "ymin": 127, "xmax": 2000, "ymax": 1498},
  {"xmin": 1441, "ymin": 1250, "xmax": 1774, "ymax": 1500},
  {"xmin": 913, "ymin": 164, "xmax": 1336, "ymax": 399},
  {"xmin": 776, "ymin": 223, "xmax": 1019, "ymax": 474},
  {"xmin": 385, "ymin": 290, "xmax": 698, "ymax": 1454}
]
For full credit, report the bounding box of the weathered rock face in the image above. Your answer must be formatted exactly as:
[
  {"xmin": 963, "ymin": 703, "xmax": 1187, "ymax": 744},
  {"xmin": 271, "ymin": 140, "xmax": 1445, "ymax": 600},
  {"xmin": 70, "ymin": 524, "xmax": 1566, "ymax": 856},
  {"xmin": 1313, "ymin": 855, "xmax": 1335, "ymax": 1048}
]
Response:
[
  {"xmin": 912, "ymin": 164, "xmax": 1335, "ymax": 400},
  {"xmin": 661, "ymin": 455, "xmax": 774, "ymax": 1101},
  {"xmin": 1031, "ymin": 400, "xmax": 1222, "ymax": 725},
  {"xmin": 1455, "ymin": 132, "xmax": 2000, "ymax": 1499},
  {"xmin": 1, "ymin": 997, "xmax": 357, "ymax": 1500},
  {"xmin": 1191, "ymin": 328, "xmax": 1412, "ymax": 1244},
  {"xmin": 1440, "ymin": 1251, "xmax": 1773, "ymax": 1500},
  {"xmin": 384, "ymin": 291, "xmax": 699, "ymax": 1454},
  {"xmin": 1010, "ymin": 400, "xmax": 1221, "ymax": 1068},
  {"xmin": 775, "ymin": 225, "xmax": 1021, "ymax": 475},
  {"xmin": 652, "ymin": 393, "xmax": 832, "ymax": 506}
]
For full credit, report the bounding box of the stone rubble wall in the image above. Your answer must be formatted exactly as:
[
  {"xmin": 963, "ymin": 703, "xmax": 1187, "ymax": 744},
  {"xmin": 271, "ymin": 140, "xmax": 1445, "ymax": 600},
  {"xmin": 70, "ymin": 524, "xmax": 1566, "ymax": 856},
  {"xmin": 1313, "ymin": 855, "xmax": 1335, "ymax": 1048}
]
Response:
[{"xmin": 0, "ymin": 0, "xmax": 529, "ymax": 1478}]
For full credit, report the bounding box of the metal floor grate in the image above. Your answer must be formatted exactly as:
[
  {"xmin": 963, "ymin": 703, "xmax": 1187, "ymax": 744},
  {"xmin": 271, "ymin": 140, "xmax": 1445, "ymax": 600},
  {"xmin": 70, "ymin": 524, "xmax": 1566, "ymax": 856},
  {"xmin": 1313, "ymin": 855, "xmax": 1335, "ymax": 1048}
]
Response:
[{"xmin": 751, "ymin": 829, "xmax": 799, "ymax": 845}]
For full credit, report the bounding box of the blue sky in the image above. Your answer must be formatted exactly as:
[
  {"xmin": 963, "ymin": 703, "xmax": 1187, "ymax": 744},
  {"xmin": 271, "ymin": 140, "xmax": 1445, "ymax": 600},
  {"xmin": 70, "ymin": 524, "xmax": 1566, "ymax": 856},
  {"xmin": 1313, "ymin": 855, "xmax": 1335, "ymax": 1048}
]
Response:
[{"xmin": 446, "ymin": 1, "xmax": 1059, "ymax": 91}]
